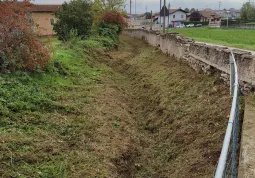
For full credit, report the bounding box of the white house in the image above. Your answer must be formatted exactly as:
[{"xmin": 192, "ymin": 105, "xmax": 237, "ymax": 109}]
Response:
[{"xmin": 155, "ymin": 8, "xmax": 187, "ymax": 27}]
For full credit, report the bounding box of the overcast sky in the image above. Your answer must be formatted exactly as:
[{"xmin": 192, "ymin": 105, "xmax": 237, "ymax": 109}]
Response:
[{"xmin": 33, "ymin": 0, "xmax": 249, "ymax": 13}]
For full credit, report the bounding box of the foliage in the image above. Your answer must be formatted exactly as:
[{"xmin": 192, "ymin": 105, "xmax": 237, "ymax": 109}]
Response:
[
  {"xmin": 98, "ymin": 23, "xmax": 119, "ymax": 48},
  {"xmin": 189, "ymin": 11, "xmax": 201, "ymax": 21},
  {"xmin": 145, "ymin": 12, "xmax": 152, "ymax": 19},
  {"xmin": 0, "ymin": 36, "xmax": 104, "ymax": 177},
  {"xmin": 190, "ymin": 8, "xmax": 196, "ymax": 13},
  {"xmin": 92, "ymin": 0, "xmax": 126, "ymax": 25},
  {"xmin": 98, "ymin": 0, "xmax": 125, "ymax": 11},
  {"xmin": 101, "ymin": 11, "xmax": 127, "ymax": 34},
  {"xmin": 183, "ymin": 21, "xmax": 209, "ymax": 26},
  {"xmin": 53, "ymin": 0, "xmax": 93, "ymax": 41},
  {"xmin": 240, "ymin": 2, "xmax": 255, "ymax": 20},
  {"xmin": 0, "ymin": 0, "xmax": 52, "ymax": 72},
  {"xmin": 184, "ymin": 8, "xmax": 190, "ymax": 13}
]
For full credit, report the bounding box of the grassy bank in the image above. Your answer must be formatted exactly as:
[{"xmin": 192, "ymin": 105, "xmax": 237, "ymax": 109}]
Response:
[
  {"xmin": 0, "ymin": 36, "xmax": 111, "ymax": 177},
  {"xmin": 171, "ymin": 27, "xmax": 255, "ymax": 51},
  {"xmin": 0, "ymin": 34, "xmax": 232, "ymax": 177}
]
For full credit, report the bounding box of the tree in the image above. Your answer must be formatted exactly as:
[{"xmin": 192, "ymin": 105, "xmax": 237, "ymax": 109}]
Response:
[
  {"xmin": 0, "ymin": 0, "xmax": 52, "ymax": 72},
  {"xmin": 190, "ymin": 8, "xmax": 196, "ymax": 13},
  {"xmin": 100, "ymin": 11, "xmax": 127, "ymax": 34},
  {"xmin": 145, "ymin": 12, "xmax": 152, "ymax": 19},
  {"xmin": 92, "ymin": 0, "xmax": 126, "ymax": 25},
  {"xmin": 184, "ymin": 8, "xmax": 190, "ymax": 13},
  {"xmin": 53, "ymin": 0, "xmax": 94, "ymax": 41},
  {"xmin": 190, "ymin": 11, "xmax": 201, "ymax": 21},
  {"xmin": 102, "ymin": 0, "xmax": 126, "ymax": 11},
  {"xmin": 240, "ymin": 2, "xmax": 255, "ymax": 20}
]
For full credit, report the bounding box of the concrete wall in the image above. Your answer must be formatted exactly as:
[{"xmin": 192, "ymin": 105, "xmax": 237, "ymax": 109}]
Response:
[
  {"xmin": 123, "ymin": 29, "xmax": 255, "ymax": 91},
  {"xmin": 32, "ymin": 12, "xmax": 57, "ymax": 36}
]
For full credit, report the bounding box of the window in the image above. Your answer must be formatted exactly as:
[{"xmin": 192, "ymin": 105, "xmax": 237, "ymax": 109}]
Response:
[
  {"xmin": 50, "ymin": 19, "xmax": 55, "ymax": 25},
  {"xmin": 181, "ymin": 15, "xmax": 184, "ymax": 18},
  {"xmin": 173, "ymin": 15, "xmax": 175, "ymax": 18}
]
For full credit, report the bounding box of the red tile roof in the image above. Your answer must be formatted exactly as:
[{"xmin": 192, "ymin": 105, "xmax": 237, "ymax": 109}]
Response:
[{"xmin": 32, "ymin": 5, "xmax": 62, "ymax": 12}]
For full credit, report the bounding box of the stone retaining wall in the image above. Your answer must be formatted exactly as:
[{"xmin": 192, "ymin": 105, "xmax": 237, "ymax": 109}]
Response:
[{"xmin": 123, "ymin": 29, "xmax": 255, "ymax": 93}]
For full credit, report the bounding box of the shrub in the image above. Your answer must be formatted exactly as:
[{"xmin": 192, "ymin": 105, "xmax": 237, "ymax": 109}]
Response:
[
  {"xmin": 189, "ymin": 11, "xmax": 201, "ymax": 21},
  {"xmin": 53, "ymin": 0, "xmax": 94, "ymax": 41},
  {"xmin": 183, "ymin": 21, "xmax": 209, "ymax": 26},
  {"xmin": 101, "ymin": 11, "xmax": 127, "ymax": 34},
  {"xmin": 0, "ymin": 0, "xmax": 52, "ymax": 72}
]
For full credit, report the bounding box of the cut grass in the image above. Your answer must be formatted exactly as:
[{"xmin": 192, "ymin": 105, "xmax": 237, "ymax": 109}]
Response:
[
  {"xmin": 0, "ymin": 37, "xmax": 105, "ymax": 177},
  {"xmin": 171, "ymin": 27, "xmax": 255, "ymax": 51},
  {"xmin": 0, "ymin": 34, "xmax": 232, "ymax": 177}
]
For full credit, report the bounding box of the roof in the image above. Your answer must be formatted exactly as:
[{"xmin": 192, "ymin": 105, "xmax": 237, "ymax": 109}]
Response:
[
  {"xmin": 160, "ymin": 6, "xmax": 169, "ymax": 16},
  {"xmin": 198, "ymin": 10, "xmax": 217, "ymax": 18},
  {"xmin": 153, "ymin": 8, "xmax": 187, "ymax": 17},
  {"xmin": 32, "ymin": 5, "xmax": 62, "ymax": 12},
  {"xmin": 169, "ymin": 8, "xmax": 187, "ymax": 14}
]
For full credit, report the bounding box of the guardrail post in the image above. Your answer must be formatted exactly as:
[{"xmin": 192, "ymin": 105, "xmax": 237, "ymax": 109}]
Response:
[{"xmin": 230, "ymin": 54, "xmax": 235, "ymax": 97}]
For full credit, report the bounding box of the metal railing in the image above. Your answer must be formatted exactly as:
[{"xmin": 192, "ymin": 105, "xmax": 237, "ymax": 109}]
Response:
[{"xmin": 214, "ymin": 52, "xmax": 240, "ymax": 178}]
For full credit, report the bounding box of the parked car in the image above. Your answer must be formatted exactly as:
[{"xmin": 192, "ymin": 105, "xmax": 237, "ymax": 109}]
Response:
[
  {"xmin": 176, "ymin": 24, "xmax": 185, "ymax": 28},
  {"xmin": 195, "ymin": 24, "xmax": 203, "ymax": 27},
  {"xmin": 186, "ymin": 24, "xmax": 195, "ymax": 27}
]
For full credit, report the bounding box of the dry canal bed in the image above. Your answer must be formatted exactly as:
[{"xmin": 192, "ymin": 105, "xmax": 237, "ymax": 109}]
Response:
[{"xmin": 0, "ymin": 35, "xmax": 231, "ymax": 177}]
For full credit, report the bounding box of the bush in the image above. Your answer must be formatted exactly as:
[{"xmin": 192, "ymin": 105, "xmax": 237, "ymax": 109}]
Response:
[
  {"xmin": 183, "ymin": 21, "xmax": 209, "ymax": 26},
  {"xmin": 101, "ymin": 11, "xmax": 127, "ymax": 34},
  {"xmin": 0, "ymin": 1, "xmax": 52, "ymax": 72},
  {"xmin": 53, "ymin": 0, "xmax": 94, "ymax": 41}
]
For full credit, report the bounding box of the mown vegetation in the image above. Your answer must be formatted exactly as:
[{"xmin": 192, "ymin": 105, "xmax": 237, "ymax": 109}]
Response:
[
  {"xmin": 171, "ymin": 27, "xmax": 255, "ymax": 51},
  {"xmin": 0, "ymin": 0, "xmax": 127, "ymax": 177}
]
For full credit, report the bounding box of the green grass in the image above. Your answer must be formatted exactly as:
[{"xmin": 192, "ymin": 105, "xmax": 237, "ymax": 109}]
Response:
[
  {"xmin": 170, "ymin": 27, "xmax": 255, "ymax": 51},
  {"xmin": 0, "ymin": 36, "xmax": 108, "ymax": 177},
  {"xmin": 245, "ymin": 22, "xmax": 255, "ymax": 24}
]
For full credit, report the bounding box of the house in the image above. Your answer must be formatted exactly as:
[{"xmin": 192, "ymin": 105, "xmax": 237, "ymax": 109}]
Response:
[
  {"xmin": 31, "ymin": 5, "xmax": 62, "ymax": 35},
  {"xmin": 199, "ymin": 10, "xmax": 222, "ymax": 26},
  {"xmin": 214, "ymin": 8, "xmax": 241, "ymax": 20},
  {"xmin": 188, "ymin": 10, "xmax": 221, "ymax": 26},
  {"xmin": 154, "ymin": 8, "xmax": 187, "ymax": 27}
]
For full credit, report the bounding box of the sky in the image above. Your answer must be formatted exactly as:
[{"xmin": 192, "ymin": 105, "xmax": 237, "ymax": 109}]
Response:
[{"xmin": 33, "ymin": 0, "xmax": 249, "ymax": 13}]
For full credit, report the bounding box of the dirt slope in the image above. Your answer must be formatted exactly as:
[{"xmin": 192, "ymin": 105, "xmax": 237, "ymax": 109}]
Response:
[{"xmin": 85, "ymin": 35, "xmax": 232, "ymax": 178}]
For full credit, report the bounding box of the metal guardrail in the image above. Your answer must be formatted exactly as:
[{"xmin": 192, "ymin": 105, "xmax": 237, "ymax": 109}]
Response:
[{"xmin": 214, "ymin": 52, "xmax": 240, "ymax": 178}]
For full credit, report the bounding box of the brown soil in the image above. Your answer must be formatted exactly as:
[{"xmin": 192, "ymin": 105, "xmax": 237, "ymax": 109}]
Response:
[{"xmin": 84, "ymin": 35, "xmax": 232, "ymax": 178}]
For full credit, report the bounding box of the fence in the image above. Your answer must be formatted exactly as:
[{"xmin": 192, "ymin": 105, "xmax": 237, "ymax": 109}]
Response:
[
  {"xmin": 221, "ymin": 24, "xmax": 255, "ymax": 29},
  {"xmin": 214, "ymin": 52, "xmax": 240, "ymax": 178}
]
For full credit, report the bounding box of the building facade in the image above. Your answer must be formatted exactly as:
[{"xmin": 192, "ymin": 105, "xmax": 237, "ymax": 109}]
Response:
[
  {"xmin": 155, "ymin": 8, "xmax": 187, "ymax": 27},
  {"xmin": 31, "ymin": 5, "xmax": 62, "ymax": 36},
  {"xmin": 214, "ymin": 8, "xmax": 241, "ymax": 20}
]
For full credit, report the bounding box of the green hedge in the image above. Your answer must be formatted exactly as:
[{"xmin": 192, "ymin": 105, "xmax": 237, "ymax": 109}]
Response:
[
  {"xmin": 221, "ymin": 19, "xmax": 255, "ymax": 26},
  {"xmin": 183, "ymin": 21, "xmax": 209, "ymax": 26}
]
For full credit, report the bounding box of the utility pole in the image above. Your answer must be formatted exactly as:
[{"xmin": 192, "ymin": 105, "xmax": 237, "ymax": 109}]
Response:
[
  {"xmin": 130, "ymin": 0, "xmax": 132, "ymax": 16},
  {"xmin": 219, "ymin": 1, "xmax": 221, "ymax": 10},
  {"xmin": 135, "ymin": 0, "xmax": 136, "ymax": 17},
  {"xmin": 163, "ymin": 0, "xmax": 166, "ymax": 33},
  {"xmin": 135, "ymin": 0, "xmax": 136, "ymax": 28},
  {"xmin": 160, "ymin": 0, "xmax": 162, "ymax": 32},
  {"xmin": 168, "ymin": 3, "xmax": 170, "ymax": 30},
  {"xmin": 130, "ymin": 0, "xmax": 132, "ymax": 28},
  {"xmin": 151, "ymin": 10, "xmax": 153, "ymax": 30},
  {"xmin": 145, "ymin": 6, "xmax": 148, "ymax": 29}
]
